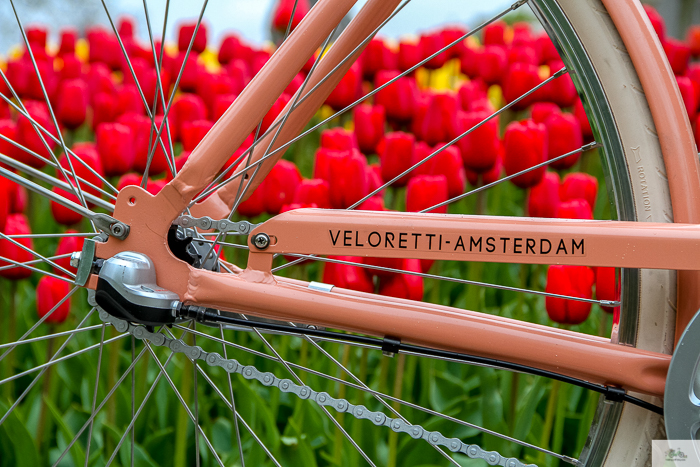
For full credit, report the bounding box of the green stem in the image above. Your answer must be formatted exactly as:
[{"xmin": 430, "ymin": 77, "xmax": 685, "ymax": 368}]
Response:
[
  {"xmin": 106, "ymin": 326, "xmax": 118, "ymax": 455},
  {"xmin": 36, "ymin": 333, "xmax": 55, "ymax": 457},
  {"xmin": 333, "ymin": 345, "xmax": 352, "ymax": 465},
  {"xmin": 4, "ymin": 281, "xmax": 16, "ymax": 401},
  {"xmin": 174, "ymin": 334, "xmax": 194, "ymax": 467},
  {"xmin": 387, "ymin": 354, "xmax": 406, "ymax": 467},
  {"xmin": 539, "ymin": 380, "xmax": 560, "ymax": 465}
]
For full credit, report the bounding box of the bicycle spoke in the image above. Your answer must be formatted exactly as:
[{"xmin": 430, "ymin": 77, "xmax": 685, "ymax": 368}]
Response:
[
  {"xmin": 0, "ymin": 253, "xmax": 75, "ymax": 283},
  {"xmin": 0, "ymin": 232, "xmax": 75, "ymax": 278},
  {"xmin": 131, "ymin": 336, "xmax": 136, "ymax": 467},
  {"xmin": 0, "ymin": 253, "xmax": 72, "ymax": 274},
  {"xmin": 219, "ymin": 324, "xmax": 245, "ymax": 466},
  {"xmin": 143, "ymin": 340, "xmax": 226, "ymax": 467},
  {"xmin": 85, "ymin": 323, "xmax": 106, "ymax": 467},
  {"xmin": 192, "ymin": 321, "xmax": 201, "ymax": 467},
  {"xmin": 0, "ymin": 324, "xmax": 103, "ymax": 350}
]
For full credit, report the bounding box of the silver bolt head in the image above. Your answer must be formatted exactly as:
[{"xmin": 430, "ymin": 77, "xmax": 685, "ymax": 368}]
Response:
[
  {"xmin": 69, "ymin": 251, "xmax": 81, "ymax": 268},
  {"xmin": 253, "ymin": 233, "xmax": 270, "ymax": 249}
]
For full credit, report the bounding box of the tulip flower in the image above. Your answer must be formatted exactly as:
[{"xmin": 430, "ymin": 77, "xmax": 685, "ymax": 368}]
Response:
[
  {"xmin": 53, "ymin": 231, "xmax": 85, "ymax": 276},
  {"xmin": 417, "ymin": 91, "xmax": 460, "ymax": 145},
  {"xmin": 535, "ymin": 33, "xmax": 560, "ymax": 65},
  {"xmin": 322, "ymin": 256, "xmax": 374, "ymax": 293},
  {"xmin": 251, "ymin": 49, "xmax": 272, "ymax": 76},
  {"xmin": 56, "ymin": 79, "xmax": 88, "ymax": 130},
  {"xmin": 354, "ymin": 104, "xmax": 385, "ymax": 154},
  {"xmin": 560, "ymin": 172, "xmax": 598, "ymax": 210},
  {"xmin": 16, "ymin": 102, "xmax": 57, "ymax": 168},
  {"xmin": 272, "ymin": 0, "xmax": 311, "ymax": 34},
  {"xmin": 178, "ymin": 21, "xmax": 208, "ymax": 53},
  {"xmin": 6, "ymin": 59, "xmax": 32, "ymax": 98},
  {"xmin": 643, "ymin": 5, "xmax": 665, "ymax": 41},
  {"xmin": 59, "ymin": 142, "xmax": 104, "ymax": 200},
  {"xmin": 115, "ymin": 84, "xmax": 143, "ymax": 117},
  {"xmin": 412, "ymin": 142, "xmax": 465, "ymax": 198},
  {"xmin": 117, "ymin": 173, "xmax": 141, "ymax": 191},
  {"xmin": 237, "ymin": 183, "xmax": 266, "ymax": 218},
  {"xmin": 213, "ymin": 94, "xmax": 237, "ymax": 121},
  {"xmin": 117, "ymin": 16, "xmax": 136, "ymax": 39},
  {"xmin": 0, "ymin": 120, "xmax": 19, "ymax": 161},
  {"xmin": 531, "ymin": 102, "xmax": 560, "ymax": 124},
  {"xmin": 374, "ymin": 70, "xmax": 418, "ymax": 122},
  {"xmin": 146, "ymin": 178, "xmax": 167, "ymax": 196},
  {"xmin": 508, "ymin": 46, "xmax": 539, "ymax": 66},
  {"xmin": 196, "ymin": 71, "xmax": 235, "ymax": 118},
  {"xmin": 91, "ymin": 91, "xmax": 119, "ymax": 130},
  {"xmin": 544, "ymin": 60, "xmax": 577, "ymax": 108},
  {"xmin": 677, "ymin": 76, "xmax": 697, "ymax": 119},
  {"xmin": 483, "ymin": 21, "xmax": 508, "ymax": 46},
  {"xmin": 264, "ymin": 159, "xmax": 302, "ymax": 214},
  {"xmin": 378, "ymin": 258, "xmax": 424, "ymax": 301},
  {"xmin": 688, "ymin": 26, "xmax": 700, "ymax": 57},
  {"xmin": 59, "ymin": 54, "xmax": 82, "ymax": 82},
  {"xmin": 457, "ymin": 79, "xmax": 488, "ymax": 111},
  {"xmin": 172, "ymin": 51, "xmax": 202, "ymax": 93},
  {"xmin": 663, "ymin": 38, "xmax": 690, "ymax": 76},
  {"xmin": 313, "ymin": 147, "xmax": 339, "ymax": 181},
  {"xmin": 320, "ymin": 127, "xmax": 358, "ymax": 151},
  {"xmin": 419, "ymin": 31, "xmax": 447, "ymax": 70},
  {"xmin": 325, "ymin": 62, "xmax": 361, "ymax": 110},
  {"xmin": 360, "ymin": 38, "xmax": 397, "ymax": 80},
  {"xmin": 503, "ymin": 119, "xmax": 547, "ymax": 189},
  {"xmin": 557, "ymin": 199, "xmax": 593, "ymax": 220},
  {"xmin": 406, "ymin": 174, "xmax": 448, "ymax": 213},
  {"xmin": 527, "ymin": 171, "xmax": 560, "ymax": 218},
  {"xmin": 466, "ymin": 153, "xmax": 503, "ymax": 186},
  {"xmin": 59, "ymin": 28, "xmax": 78, "ymax": 56},
  {"xmin": 25, "ymin": 58, "xmax": 57, "ymax": 102},
  {"xmin": 0, "ymin": 214, "xmax": 34, "ymax": 280},
  {"xmin": 36, "ymin": 276, "xmax": 72, "ymax": 324},
  {"xmin": 544, "ymin": 112, "xmax": 582, "ymax": 169},
  {"xmin": 86, "ymin": 63, "xmax": 117, "ymax": 104},
  {"xmin": 227, "ymin": 59, "xmax": 251, "ymax": 95},
  {"xmin": 378, "ymin": 131, "xmax": 415, "ymax": 186},
  {"xmin": 328, "ymin": 149, "xmax": 369, "ymax": 208},
  {"xmin": 503, "ymin": 63, "xmax": 542, "ymax": 110},
  {"xmin": 9, "ymin": 184, "xmax": 27, "ymax": 214},
  {"xmin": 545, "ymin": 265, "xmax": 595, "ymax": 325},
  {"xmin": 358, "ymin": 196, "xmax": 385, "ymax": 211},
  {"xmin": 573, "ymin": 98, "xmax": 594, "ymax": 142},
  {"xmin": 441, "ymin": 26, "xmax": 468, "ymax": 58},
  {"xmin": 261, "ymin": 93, "xmax": 291, "ymax": 134},
  {"xmin": 294, "ymin": 178, "xmax": 331, "ymax": 209},
  {"xmin": 96, "ymin": 122, "xmax": 135, "ymax": 177},
  {"xmin": 172, "ymin": 93, "xmax": 207, "ymax": 137},
  {"xmin": 478, "ymin": 45, "xmax": 508, "ymax": 85},
  {"xmin": 459, "ymin": 45, "xmax": 482, "ymax": 79},
  {"xmin": 51, "ymin": 187, "xmax": 83, "ymax": 226},
  {"xmin": 285, "ymin": 73, "xmax": 305, "ymax": 97},
  {"xmin": 512, "ymin": 23, "xmax": 533, "ymax": 46},
  {"xmin": 218, "ymin": 33, "xmax": 244, "ymax": 65},
  {"xmin": 181, "ymin": 119, "xmax": 214, "ymax": 151},
  {"xmin": 398, "ymin": 40, "xmax": 422, "ymax": 73},
  {"xmin": 595, "ymin": 267, "xmax": 619, "ymax": 313},
  {"xmin": 0, "ymin": 178, "xmax": 10, "ymax": 232},
  {"xmin": 366, "ymin": 163, "xmax": 384, "ymax": 197}
]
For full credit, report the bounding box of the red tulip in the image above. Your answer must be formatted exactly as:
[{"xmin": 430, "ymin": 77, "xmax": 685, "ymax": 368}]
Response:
[
  {"xmin": 272, "ymin": 0, "xmax": 311, "ymax": 34},
  {"xmin": 428, "ymin": 144, "xmax": 466, "ymax": 198},
  {"xmin": 419, "ymin": 31, "xmax": 447, "ymax": 70},
  {"xmin": 512, "ymin": 23, "xmax": 533, "ymax": 46},
  {"xmin": 595, "ymin": 267, "xmax": 619, "ymax": 313},
  {"xmin": 261, "ymin": 92, "xmax": 291, "ymax": 134},
  {"xmin": 406, "ymin": 174, "xmax": 448, "ymax": 213},
  {"xmin": 178, "ymin": 21, "xmax": 208, "ymax": 53},
  {"xmin": 59, "ymin": 142, "xmax": 104, "ymax": 200},
  {"xmin": 86, "ymin": 63, "xmax": 117, "ymax": 103},
  {"xmin": 0, "ymin": 120, "xmax": 19, "ymax": 161},
  {"xmin": 378, "ymin": 258, "xmax": 423, "ymax": 301},
  {"xmin": 16, "ymin": 101, "xmax": 57, "ymax": 168},
  {"xmin": 508, "ymin": 46, "xmax": 539, "ymax": 66},
  {"xmin": 312, "ymin": 147, "xmax": 338, "ymax": 181},
  {"xmin": 573, "ymin": 98, "xmax": 594, "ymax": 141},
  {"xmin": 0, "ymin": 101, "xmax": 9, "ymax": 121},
  {"xmin": 643, "ymin": 5, "xmax": 665, "ymax": 41},
  {"xmin": 328, "ymin": 149, "xmax": 369, "ymax": 209},
  {"xmin": 320, "ymin": 127, "xmax": 357, "ymax": 151},
  {"xmin": 56, "ymin": 79, "xmax": 88, "ymax": 130},
  {"xmin": 51, "ymin": 187, "xmax": 83, "ymax": 226},
  {"xmin": 117, "ymin": 113, "xmax": 170, "ymax": 176},
  {"xmin": 172, "ymin": 93, "xmax": 207, "ymax": 137},
  {"xmin": 503, "ymin": 119, "xmax": 547, "ymax": 189},
  {"xmin": 441, "ymin": 25, "xmax": 468, "ymax": 59},
  {"xmin": 0, "ymin": 214, "xmax": 33, "ymax": 280},
  {"xmin": 294, "ymin": 178, "xmax": 331, "ymax": 209},
  {"xmin": 172, "ymin": 51, "xmax": 202, "ymax": 93},
  {"xmin": 417, "ymin": 91, "xmax": 459, "ymax": 145},
  {"xmin": 459, "ymin": 45, "xmax": 482, "ymax": 79},
  {"xmin": 218, "ymin": 33, "xmax": 244, "ymax": 65},
  {"xmin": 0, "ymin": 178, "xmax": 10, "ymax": 232},
  {"xmin": 544, "ymin": 60, "xmax": 577, "ymax": 108},
  {"xmin": 366, "ymin": 163, "xmax": 384, "ymax": 197},
  {"xmin": 88, "ymin": 29, "xmax": 121, "ymax": 70},
  {"xmin": 544, "ymin": 112, "xmax": 582, "ymax": 169},
  {"xmin": 6, "ymin": 59, "xmax": 32, "ymax": 98},
  {"xmin": 483, "ymin": 21, "xmax": 508, "ymax": 46},
  {"xmin": 96, "ymin": 122, "xmax": 135, "ymax": 177},
  {"xmin": 663, "ymin": 39, "xmax": 690, "ymax": 76},
  {"xmin": 60, "ymin": 53, "xmax": 85, "ymax": 82},
  {"xmin": 59, "ymin": 28, "xmax": 78, "ymax": 56},
  {"xmin": 325, "ymin": 62, "xmax": 361, "ymax": 110},
  {"xmin": 353, "ymin": 104, "xmax": 385, "ymax": 154},
  {"xmin": 478, "ymin": 45, "xmax": 508, "ymax": 85},
  {"xmin": 398, "ymin": 40, "xmax": 422, "ymax": 73},
  {"xmin": 358, "ymin": 196, "xmax": 384, "ymax": 211},
  {"xmin": 360, "ymin": 38, "xmax": 397, "ymax": 80},
  {"xmin": 24, "ymin": 58, "xmax": 57, "ymax": 101},
  {"xmin": 322, "ymin": 256, "xmax": 373, "ymax": 293},
  {"xmin": 37, "ymin": 276, "xmax": 72, "ymax": 324},
  {"xmin": 237, "ymin": 183, "xmax": 266, "ymax": 218},
  {"xmin": 115, "ymin": 84, "xmax": 143, "ymax": 116},
  {"xmin": 688, "ymin": 26, "xmax": 700, "ymax": 57},
  {"xmin": 285, "ymin": 73, "xmax": 305, "ymax": 97},
  {"xmin": 9, "ymin": 184, "xmax": 27, "ymax": 214},
  {"xmin": 374, "ymin": 70, "xmax": 418, "ymax": 122},
  {"xmin": 53, "ymin": 231, "xmax": 85, "ymax": 276},
  {"xmin": 146, "ymin": 178, "xmax": 167, "ymax": 196},
  {"xmin": 503, "ymin": 63, "xmax": 542, "ymax": 110},
  {"xmin": 378, "ymin": 131, "xmax": 415, "ymax": 186},
  {"xmin": 181, "ymin": 119, "xmax": 213, "ymax": 151},
  {"xmin": 91, "ymin": 91, "xmax": 118, "ymax": 130},
  {"xmin": 263, "ymin": 159, "xmax": 302, "ymax": 214},
  {"xmin": 466, "ymin": 151, "xmax": 502, "ymax": 186},
  {"xmin": 556, "ymin": 199, "xmax": 593, "ymax": 220},
  {"xmin": 560, "ymin": 172, "xmax": 598, "ymax": 210},
  {"xmin": 545, "ymin": 265, "xmax": 594, "ymax": 325},
  {"xmin": 531, "ymin": 102, "xmax": 560, "ymax": 124},
  {"xmin": 117, "ymin": 16, "xmax": 136, "ymax": 39},
  {"xmin": 457, "ymin": 79, "xmax": 488, "ymax": 111},
  {"xmin": 196, "ymin": 71, "xmax": 235, "ymax": 118},
  {"xmin": 213, "ymin": 93, "xmax": 237, "ymax": 121},
  {"xmin": 117, "ymin": 173, "xmax": 141, "ymax": 191},
  {"xmin": 227, "ymin": 59, "xmax": 251, "ymax": 95},
  {"xmin": 527, "ymin": 171, "xmax": 560, "ymax": 218},
  {"xmin": 535, "ymin": 33, "xmax": 559, "ymax": 65},
  {"xmin": 677, "ymin": 76, "xmax": 697, "ymax": 119}
]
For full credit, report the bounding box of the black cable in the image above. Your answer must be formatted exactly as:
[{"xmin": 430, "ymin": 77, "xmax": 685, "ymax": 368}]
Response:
[{"xmin": 180, "ymin": 305, "xmax": 664, "ymax": 416}]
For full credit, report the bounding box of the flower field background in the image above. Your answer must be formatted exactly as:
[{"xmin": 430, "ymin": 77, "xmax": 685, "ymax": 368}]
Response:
[{"xmin": 0, "ymin": 1, "xmax": 698, "ymax": 466}]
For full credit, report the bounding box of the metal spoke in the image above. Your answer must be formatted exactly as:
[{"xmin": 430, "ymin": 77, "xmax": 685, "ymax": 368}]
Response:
[
  {"xmin": 5, "ymin": 232, "xmax": 96, "ymax": 239},
  {"xmin": 219, "ymin": 324, "xmax": 245, "ymax": 466},
  {"xmin": 0, "ymin": 307, "xmax": 96, "ymax": 426},
  {"xmin": 0, "ymin": 253, "xmax": 75, "ymax": 283},
  {"xmin": 0, "ymin": 232, "xmax": 75, "ymax": 278},
  {"xmin": 0, "ymin": 324, "xmax": 103, "ymax": 350},
  {"xmin": 85, "ymin": 324, "xmax": 106, "ymax": 467},
  {"xmin": 0, "ymin": 253, "xmax": 72, "ymax": 274},
  {"xmin": 131, "ymin": 336, "xmax": 136, "ymax": 467},
  {"xmin": 192, "ymin": 321, "xmax": 201, "ymax": 467},
  {"xmin": 143, "ymin": 341, "xmax": 226, "ymax": 467}
]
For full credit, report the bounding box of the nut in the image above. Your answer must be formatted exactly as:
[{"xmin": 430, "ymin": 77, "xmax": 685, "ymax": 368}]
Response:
[
  {"xmin": 69, "ymin": 251, "xmax": 81, "ymax": 268},
  {"xmin": 253, "ymin": 233, "xmax": 270, "ymax": 250}
]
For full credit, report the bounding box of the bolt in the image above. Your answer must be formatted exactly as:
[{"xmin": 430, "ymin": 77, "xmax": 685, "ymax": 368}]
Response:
[
  {"xmin": 253, "ymin": 233, "xmax": 270, "ymax": 250},
  {"xmin": 70, "ymin": 251, "xmax": 81, "ymax": 268},
  {"xmin": 110, "ymin": 222, "xmax": 129, "ymax": 239}
]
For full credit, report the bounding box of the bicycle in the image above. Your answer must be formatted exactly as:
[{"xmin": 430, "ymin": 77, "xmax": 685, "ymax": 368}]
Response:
[{"xmin": 0, "ymin": 0, "xmax": 698, "ymax": 465}]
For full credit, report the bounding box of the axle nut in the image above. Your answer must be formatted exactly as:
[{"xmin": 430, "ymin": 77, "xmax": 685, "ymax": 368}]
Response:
[
  {"xmin": 253, "ymin": 233, "xmax": 270, "ymax": 250},
  {"xmin": 69, "ymin": 251, "xmax": 81, "ymax": 268}
]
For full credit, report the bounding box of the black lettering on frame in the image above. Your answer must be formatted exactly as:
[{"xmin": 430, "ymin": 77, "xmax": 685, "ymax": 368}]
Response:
[
  {"xmin": 368, "ymin": 232, "xmax": 381, "ymax": 247},
  {"xmin": 412, "ymin": 233, "xmax": 422, "ymax": 249},
  {"xmin": 385, "ymin": 232, "xmax": 395, "ymax": 248},
  {"xmin": 344, "ymin": 230, "xmax": 352, "ymax": 247},
  {"xmin": 469, "ymin": 236, "xmax": 482, "ymax": 252},
  {"xmin": 486, "ymin": 237, "xmax": 495, "ymax": 252},
  {"xmin": 513, "ymin": 238, "xmax": 522, "ymax": 254},
  {"xmin": 572, "ymin": 238, "xmax": 584, "ymax": 255},
  {"xmin": 399, "ymin": 232, "xmax": 407, "ymax": 249},
  {"xmin": 355, "ymin": 231, "xmax": 364, "ymax": 247},
  {"xmin": 426, "ymin": 234, "xmax": 435, "ymax": 249},
  {"xmin": 455, "ymin": 236, "xmax": 465, "ymax": 251},
  {"xmin": 526, "ymin": 238, "xmax": 535, "ymax": 254},
  {"xmin": 500, "ymin": 237, "xmax": 510, "ymax": 253},
  {"xmin": 540, "ymin": 239, "xmax": 552, "ymax": 254},
  {"xmin": 330, "ymin": 230, "xmax": 341, "ymax": 246},
  {"xmin": 556, "ymin": 239, "xmax": 568, "ymax": 255}
]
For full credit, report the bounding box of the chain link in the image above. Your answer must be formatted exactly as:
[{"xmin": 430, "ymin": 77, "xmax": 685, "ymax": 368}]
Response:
[
  {"xmin": 96, "ymin": 307, "xmax": 537, "ymax": 467},
  {"xmin": 173, "ymin": 214, "xmax": 259, "ymax": 235}
]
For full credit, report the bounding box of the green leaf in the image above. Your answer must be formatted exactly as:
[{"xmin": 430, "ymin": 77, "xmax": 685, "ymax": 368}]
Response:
[
  {"xmin": 0, "ymin": 401, "xmax": 39, "ymax": 467},
  {"xmin": 513, "ymin": 377, "xmax": 546, "ymax": 441},
  {"xmin": 44, "ymin": 395, "xmax": 86, "ymax": 467}
]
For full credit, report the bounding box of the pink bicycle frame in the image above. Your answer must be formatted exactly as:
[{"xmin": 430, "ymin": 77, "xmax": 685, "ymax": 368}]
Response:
[{"xmin": 92, "ymin": 0, "xmax": 700, "ymax": 399}]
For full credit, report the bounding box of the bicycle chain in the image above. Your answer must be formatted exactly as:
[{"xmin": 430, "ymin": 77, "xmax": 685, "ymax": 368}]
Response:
[
  {"xmin": 95, "ymin": 306, "xmax": 537, "ymax": 467},
  {"xmin": 173, "ymin": 214, "xmax": 259, "ymax": 235}
]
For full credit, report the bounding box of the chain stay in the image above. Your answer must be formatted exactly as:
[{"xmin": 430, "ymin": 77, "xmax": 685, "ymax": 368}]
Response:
[
  {"xmin": 173, "ymin": 215, "xmax": 259, "ymax": 235},
  {"xmin": 96, "ymin": 307, "xmax": 536, "ymax": 467}
]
